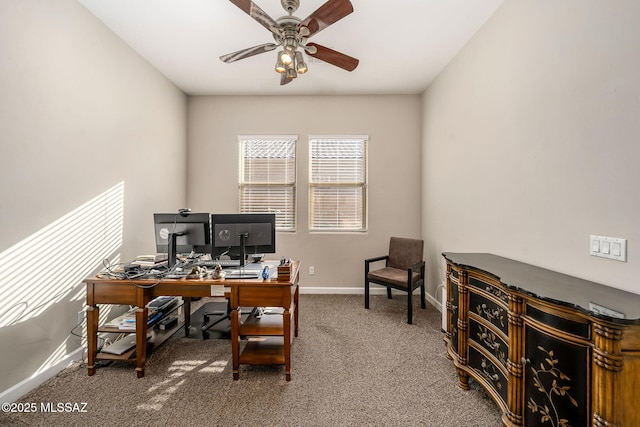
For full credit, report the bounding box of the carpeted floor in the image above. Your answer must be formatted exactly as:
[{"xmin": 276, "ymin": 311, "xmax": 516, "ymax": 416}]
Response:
[{"xmin": 0, "ymin": 294, "xmax": 502, "ymax": 426}]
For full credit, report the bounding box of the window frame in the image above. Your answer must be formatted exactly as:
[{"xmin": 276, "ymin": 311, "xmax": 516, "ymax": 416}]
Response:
[
  {"xmin": 238, "ymin": 135, "xmax": 297, "ymax": 232},
  {"xmin": 308, "ymin": 135, "xmax": 368, "ymax": 232}
]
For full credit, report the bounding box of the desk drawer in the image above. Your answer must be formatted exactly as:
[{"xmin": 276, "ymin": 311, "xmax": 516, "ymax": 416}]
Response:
[{"xmin": 237, "ymin": 286, "xmax": 291, "ymax": 307}]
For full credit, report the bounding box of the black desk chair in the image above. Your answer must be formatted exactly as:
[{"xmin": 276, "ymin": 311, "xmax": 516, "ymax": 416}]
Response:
[
  {"xmin": 364, "ymin": 237, "xmax": 426, "ymax": 324},
  {"xmin": 201, "ymin": 300, "xmax": 230, "ymax": 339}
]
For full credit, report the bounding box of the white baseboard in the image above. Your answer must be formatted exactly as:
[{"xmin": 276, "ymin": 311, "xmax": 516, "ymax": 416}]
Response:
[
  {"xmin": 0, "ymin": 347, "xmax": 84, "ymax": 403},
  {"xmin": 300, "ymin": 286, "xmax": 443, "ymax": 312}
]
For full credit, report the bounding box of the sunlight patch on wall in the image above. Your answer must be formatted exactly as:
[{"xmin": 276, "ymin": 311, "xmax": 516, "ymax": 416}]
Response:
[
  {"xmin": 0, "ymin": 182, "xmax": 125, "ymax": 328},
  {"xmin": 35, "ymin": 336, "xmax": 74, "ymax": 376}
]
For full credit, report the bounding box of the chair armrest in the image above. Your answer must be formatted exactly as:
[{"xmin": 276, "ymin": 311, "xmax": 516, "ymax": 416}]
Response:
[
  {"xmin": 407, "ymin": 260, "xmax": 426, "ymax": 281},
  {"xmin": 365, "ymin": 255, "xmax": 389, "ymax": 264},
  {"xmin": 365, "ymin": 255, "xmax": 389, "ymax": 275},
  {"xmin": 408, "ymin": 260, "xmax": 425, "ymax": 272}
]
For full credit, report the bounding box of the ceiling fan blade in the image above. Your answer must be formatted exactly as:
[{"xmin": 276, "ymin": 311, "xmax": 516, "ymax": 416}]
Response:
[
  {"xmin": 280, "ymin": 73, "xmax": 294, "ymax": 86},
  {"xmin": 229, "ymin": 0, "xmax": 282, "ymax": 36},
  {"xmin": 299, "ymin": 0, "xmax": 354, "ymax": 37},
  {"xmin": 220, "ymin": 43, "xmax": 278, "ymax": 63},
  {"xmin": 306, "ymin": 43, "xmax": 359, "ymax": 72}
]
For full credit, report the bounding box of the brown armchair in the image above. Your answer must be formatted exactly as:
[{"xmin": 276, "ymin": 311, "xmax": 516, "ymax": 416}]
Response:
[{"xmin": 364, "ymin": 237, "xmax": 426, "ymax": 324}]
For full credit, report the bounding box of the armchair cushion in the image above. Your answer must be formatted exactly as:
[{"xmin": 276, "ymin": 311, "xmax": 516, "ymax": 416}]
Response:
[{"xmin": 367, "ymin": 267, "xmax": 421, "ymax": 290}]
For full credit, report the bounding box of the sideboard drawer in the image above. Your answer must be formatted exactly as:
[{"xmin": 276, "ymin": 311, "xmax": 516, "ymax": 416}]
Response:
[
  {"xmin": 469, "ymin": 317, "xmax": 508, "ymax": 368},
  {"xmin": 526, "ymin": 303, "xmax": 591, "ymax": 340},
  {"xmin": 468, "ymin": 344, "xmax": 508, "ymax": 406},
  {"xmin": 469, "ymin": 276, "xmax": 509, "ymax": 305},
  {"xmin": 469, "ymin": 290, "xmax": 508, "ymax": 336}
]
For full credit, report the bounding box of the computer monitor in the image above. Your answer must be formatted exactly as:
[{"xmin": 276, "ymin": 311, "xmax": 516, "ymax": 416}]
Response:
[
  {"xmin": 154, "ymin": 212, "xmax": 211, "ymax": 267},
  {"xmin": 211, "ymin": 213, "xmax": 276, "ymax": 266}
]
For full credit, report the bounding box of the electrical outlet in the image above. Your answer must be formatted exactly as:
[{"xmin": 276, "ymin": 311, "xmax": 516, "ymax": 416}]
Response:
[
  {"xmin": 77, "ymin": 310, "xmax": 85, "ymax": 325},
  {"xmin": 309, "ymin": 266, "xmax": 315, "ymax": 275}
]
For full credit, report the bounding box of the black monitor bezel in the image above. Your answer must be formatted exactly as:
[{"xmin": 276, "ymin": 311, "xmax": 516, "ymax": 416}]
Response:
[
  {"xmin": 210, "ymin": 213, "xmax": 276, "ymax": 260},
  {"xmin": 153, "ymin": 212, "xmax": 211, "ymax": 255}
]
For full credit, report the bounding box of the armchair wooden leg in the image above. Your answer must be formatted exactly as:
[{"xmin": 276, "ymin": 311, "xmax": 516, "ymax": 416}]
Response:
[
  {"xmin": 386, "ymin": 287, "xmax": 392, "ymax": 299},
  {"xmin": 407, "ymin": 291, "xmax": 413, "ymax": 324},
  {"xmin": 420, "ymin": 283, "xmax": 426, "ymax": 309}
]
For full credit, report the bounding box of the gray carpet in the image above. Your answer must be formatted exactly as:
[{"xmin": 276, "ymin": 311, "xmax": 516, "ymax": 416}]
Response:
[{"xmin": 1, "ymin": 295, "xmax": 502, "ymax": 426}]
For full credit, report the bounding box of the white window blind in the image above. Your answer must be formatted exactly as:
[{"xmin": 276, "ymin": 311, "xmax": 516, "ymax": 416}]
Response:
[
  {"xmin": 239, "ymin": 136, "xmax": 297, "ymax": 231},
  {"xmin": 309, "ymin": 136, "xmax": 368, "ymax": 231}
]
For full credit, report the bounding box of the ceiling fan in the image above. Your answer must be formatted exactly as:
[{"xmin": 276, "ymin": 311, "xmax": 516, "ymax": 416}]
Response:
[{"xmin": 220, "ymin": 0, "xmax": 359, "ymax": 85}]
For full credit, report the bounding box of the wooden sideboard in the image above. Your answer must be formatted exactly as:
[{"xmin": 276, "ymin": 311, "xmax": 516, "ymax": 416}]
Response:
[{"xmin": 443, "ymin": 253, "xmax": 640, "ymax": 427}]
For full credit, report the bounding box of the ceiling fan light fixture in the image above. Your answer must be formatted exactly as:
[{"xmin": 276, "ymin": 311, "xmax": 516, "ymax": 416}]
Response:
[
  {"xmin": 275, "ymin": 53, "xmax": 286, "ymax": 73},
  {"xmin": 280, "ymin": 50, "xmax": 293, "ymax": 65},
  {"xmin": 286, "ymin": 62, "xmax": 297, "ymax": 79},
  {"xmin": 295, "ymin": 51, "xmax": 308, "ymax": 74}
]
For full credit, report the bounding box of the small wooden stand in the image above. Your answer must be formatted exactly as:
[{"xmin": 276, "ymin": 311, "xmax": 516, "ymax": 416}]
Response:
[{"xmin": 277, "ymin": 261, "xmax": 291, "ymax": 281}]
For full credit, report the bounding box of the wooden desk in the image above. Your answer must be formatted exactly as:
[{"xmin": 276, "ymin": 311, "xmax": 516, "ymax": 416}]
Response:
[{"xmin": 83, "ymin": 261, "xmax": 299, "ymax": 380}]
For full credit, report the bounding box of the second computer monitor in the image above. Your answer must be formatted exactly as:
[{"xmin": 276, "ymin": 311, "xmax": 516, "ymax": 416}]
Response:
[{"xmin": 211, "ymin": 213, "xmax": 276, "ymax": 261}]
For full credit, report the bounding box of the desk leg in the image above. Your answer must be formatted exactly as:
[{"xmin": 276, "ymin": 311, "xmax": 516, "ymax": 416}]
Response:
[
  {"xmin": 86, "ymin": 305, "xmax": 98, "ymax": 376},
  {"xmin": 183, "ymin": 297, "xmax": 191, "ymax": 337},
  {"xmin": 135, "ymin": 307, "xmax": 148, "ymax": 378},
  {"xmin": 231, "ymin": 307, "xmax": 240, "ymax": 380},
  {"xmin": 284, "ymin": 307, "xmax": 291, "ymax": 381},
  {"xmin": 294, "ymin": 284, "xmax": 299, "ymax": 338}
]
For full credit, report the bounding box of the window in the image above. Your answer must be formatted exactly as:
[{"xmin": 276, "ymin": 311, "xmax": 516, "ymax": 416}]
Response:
[
  {"xmin": 309, "ymin": 136, "xmax": 368, "ymax": 231},
  {"xmin": 239, "ymin": 136, "xmax": 296, "ymax": 231}
]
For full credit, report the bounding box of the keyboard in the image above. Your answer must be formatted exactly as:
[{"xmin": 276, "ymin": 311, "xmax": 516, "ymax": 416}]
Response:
[
  {"xmin": 198, "ymin": 259, "xmax": 241, "ymax": 268},
  {"xmin": 224, "ymin": 270, "xmax": 260, "ymax": 279}
]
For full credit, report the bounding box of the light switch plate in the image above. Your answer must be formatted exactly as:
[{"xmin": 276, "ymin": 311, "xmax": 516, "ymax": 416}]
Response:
[{"xmin": 590, "ymin": 235, "xmax": 626, "ymax": 262}]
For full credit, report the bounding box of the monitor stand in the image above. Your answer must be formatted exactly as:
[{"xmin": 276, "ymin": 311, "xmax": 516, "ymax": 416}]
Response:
[
  {"xmin": 168, "ymin": 232, "xmax": 184, "ymax": 268},
  {"xmin": 239, "ymin": 232, "xmax": 248, "ymax": 267}
]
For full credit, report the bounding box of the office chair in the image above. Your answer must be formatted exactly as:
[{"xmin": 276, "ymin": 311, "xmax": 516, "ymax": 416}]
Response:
[
  {"xmin": 364, "ymin": 237, "xmax": 426, "ymax": 324},
  {"xmin": 201, "ymin": 299, "xmax": 231, "ymax": 339}
]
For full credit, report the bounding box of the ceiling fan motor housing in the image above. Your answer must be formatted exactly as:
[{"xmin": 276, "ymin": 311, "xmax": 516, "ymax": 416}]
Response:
[{"xmin": 281, "ymin": 0, "xmax": 299, "ymax": 14}]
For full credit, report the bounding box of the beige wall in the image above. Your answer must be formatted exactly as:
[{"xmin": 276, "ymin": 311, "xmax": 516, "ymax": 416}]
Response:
[
  {"xmin": 187, "ymin": 95, "xmax": 423, "ymax": 289},
  {"xmin": 0, "ymin": 0, "xmax": 186, "ymax": 394},
  {"xmin": 422, "ymin": 0, "xmax": 640, "ymax": 296}
]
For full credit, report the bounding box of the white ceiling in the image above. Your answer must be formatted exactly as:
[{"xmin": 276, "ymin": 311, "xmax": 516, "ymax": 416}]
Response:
[{"xmin": 77, "ymin": 0, "xmax": 503, "ymax": 96}]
